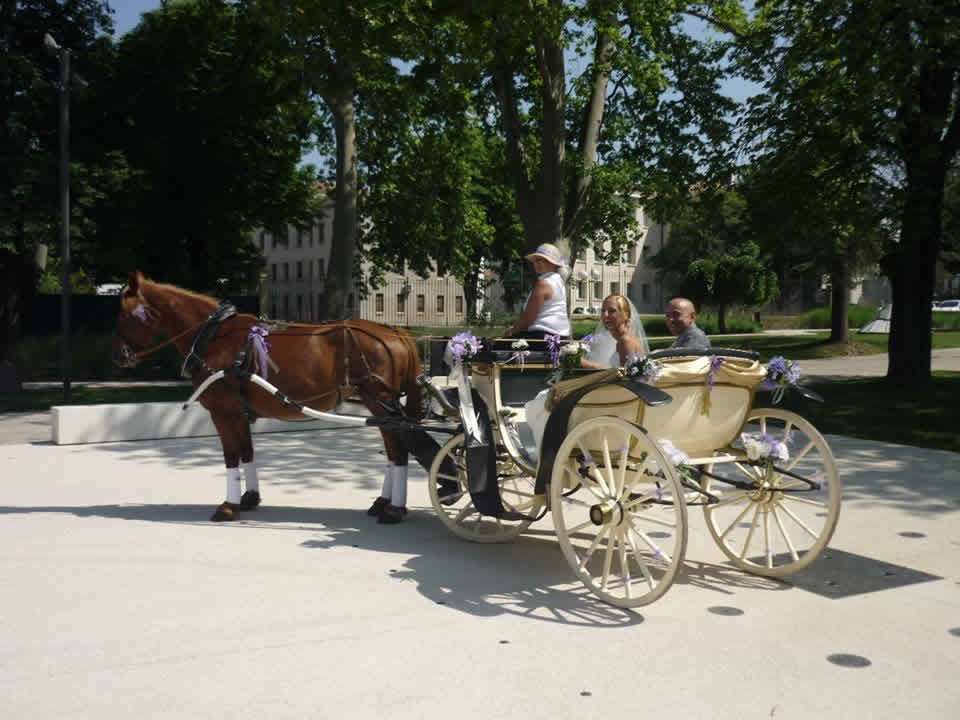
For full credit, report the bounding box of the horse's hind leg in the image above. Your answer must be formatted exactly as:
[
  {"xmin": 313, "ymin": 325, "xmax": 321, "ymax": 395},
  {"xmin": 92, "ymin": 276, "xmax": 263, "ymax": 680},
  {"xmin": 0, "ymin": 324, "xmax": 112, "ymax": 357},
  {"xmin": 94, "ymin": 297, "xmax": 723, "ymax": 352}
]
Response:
[
  {"xmin": 375, "ymin": 429, "xmax": 409, "ymax": 525},
  {"xmin": 238, "ymin": 422, "xmax": 261, "ymax": 511}
]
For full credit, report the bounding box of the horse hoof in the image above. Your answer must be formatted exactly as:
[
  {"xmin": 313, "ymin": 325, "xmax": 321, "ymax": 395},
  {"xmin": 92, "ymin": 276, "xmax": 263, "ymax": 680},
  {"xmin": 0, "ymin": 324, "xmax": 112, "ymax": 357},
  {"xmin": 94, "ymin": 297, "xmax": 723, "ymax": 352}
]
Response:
[
  {"xmin": 377, "ymin": 504, "xmax": 408, "ymax": 524},
  {"xmin": 210, "ymin": 502, "xmax": 241, "ymax": 522},
  {"xmin": 366, "ymin": 496, "xmax": 390, "ymax": 517},
  {"xmin": 239, "ymin": 490, "xmax": 261, "ymax": 511}
]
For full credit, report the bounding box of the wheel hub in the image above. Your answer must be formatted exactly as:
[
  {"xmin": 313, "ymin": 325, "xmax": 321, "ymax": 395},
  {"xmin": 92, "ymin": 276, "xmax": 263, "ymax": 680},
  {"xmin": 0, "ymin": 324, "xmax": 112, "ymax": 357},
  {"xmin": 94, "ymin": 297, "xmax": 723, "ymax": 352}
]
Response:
[{"xmin": 589, "ymin": 500, "xmax": 624, "ymax": 526}]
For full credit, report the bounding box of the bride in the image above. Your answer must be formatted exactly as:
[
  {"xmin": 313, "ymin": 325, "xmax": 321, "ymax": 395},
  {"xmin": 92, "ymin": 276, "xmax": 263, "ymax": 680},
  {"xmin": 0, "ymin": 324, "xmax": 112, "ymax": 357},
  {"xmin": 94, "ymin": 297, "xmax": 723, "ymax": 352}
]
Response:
[{"xmin": 524, "ymin": 294, "xmax": 648, "ymax": 452}]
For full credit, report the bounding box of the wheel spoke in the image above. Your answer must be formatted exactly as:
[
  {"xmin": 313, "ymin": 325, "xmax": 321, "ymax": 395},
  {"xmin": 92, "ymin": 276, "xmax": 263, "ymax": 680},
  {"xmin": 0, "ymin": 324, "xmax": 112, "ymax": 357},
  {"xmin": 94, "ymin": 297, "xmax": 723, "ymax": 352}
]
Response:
[
  {"xmin": 577, "ymin": 441, "xmax": 611, "ymax": 495},
  {"xmin": 601, "ymin": 531, "xmax": 616, "ymax": 591},
  {"xmin": 737, "ymin": 505, "xmax": 762, "ymax": 560},
  {"xmin": 772, "ymin": 506, "xmax": 799, "ymax": 562},
  {"xmin": 619, "ymin": 530, "xmax": 632, "ymax": 598},
  {"xmin": 624, "ymin": 533, "xmax": 656, "ymax": 590},
  {"xmin": 764, "ymin": 508, "xmax": 772, "ymax": 568},
  {"xmin": 786, "ymin": 440, "xmax": 815, "ymax": 471},
  {"xmin": 577, "ymin": 526, "xmax": 607, "ymax": 571},
  {"xmin": 629, "ymin": 522, "xmax": 673, "ymax": 565},
  {"xmin": 454, "ymin": 502, "xmax": 476, "ymax": 524},
  {"xmin": 628, "ymin": 511, "xmax": 676, "ymax": 530},
  {"xmin": 779, "ymin": 494, "xmax": 829, "ymax": 509},
  {"xmin": 711, "ymin": 490, "xmax": 750, "ymax": 508},
  {"xmin": 719, "ymin": 499, "xmax": 754, "ymax": 540},
  {"xmin": 776, "ymin": 501, "xmax": 821, "ymax": 540}
]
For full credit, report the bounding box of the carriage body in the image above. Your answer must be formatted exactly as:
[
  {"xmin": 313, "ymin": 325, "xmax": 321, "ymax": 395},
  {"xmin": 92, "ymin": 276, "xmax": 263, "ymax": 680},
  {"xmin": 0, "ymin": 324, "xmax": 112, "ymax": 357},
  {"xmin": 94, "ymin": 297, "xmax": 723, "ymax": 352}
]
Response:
[{"xmin": 428, "ymin": 345, "xmax": 841, "ymax": 608}]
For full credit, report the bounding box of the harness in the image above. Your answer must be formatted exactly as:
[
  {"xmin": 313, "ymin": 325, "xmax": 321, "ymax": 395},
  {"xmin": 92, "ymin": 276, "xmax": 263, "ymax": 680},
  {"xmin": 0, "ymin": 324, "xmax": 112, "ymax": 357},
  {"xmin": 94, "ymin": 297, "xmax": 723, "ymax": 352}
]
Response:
[{"xmin": 181, "ymin": 301, "xmax": 238, "ymax": 377}]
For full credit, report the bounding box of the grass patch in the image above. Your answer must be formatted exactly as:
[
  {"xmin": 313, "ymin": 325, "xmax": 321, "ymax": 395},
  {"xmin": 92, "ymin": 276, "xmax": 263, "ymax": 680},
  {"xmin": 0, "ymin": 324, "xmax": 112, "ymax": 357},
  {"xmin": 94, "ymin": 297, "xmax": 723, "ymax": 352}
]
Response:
[
  {"xmin": 758, "ymin": 372, "xmax": 960, "ymax": 454},
  {"xmin": 0, "ymin": 384, "xmax": 191, "ymax": 413}
]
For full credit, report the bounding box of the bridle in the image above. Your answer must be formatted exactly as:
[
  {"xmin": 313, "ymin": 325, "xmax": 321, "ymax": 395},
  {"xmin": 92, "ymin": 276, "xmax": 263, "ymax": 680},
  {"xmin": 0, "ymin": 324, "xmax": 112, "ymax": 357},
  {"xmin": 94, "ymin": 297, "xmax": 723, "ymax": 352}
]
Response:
[{"xmin": 115, "ymin": 292, "xmax": 209, "ymax": 367}]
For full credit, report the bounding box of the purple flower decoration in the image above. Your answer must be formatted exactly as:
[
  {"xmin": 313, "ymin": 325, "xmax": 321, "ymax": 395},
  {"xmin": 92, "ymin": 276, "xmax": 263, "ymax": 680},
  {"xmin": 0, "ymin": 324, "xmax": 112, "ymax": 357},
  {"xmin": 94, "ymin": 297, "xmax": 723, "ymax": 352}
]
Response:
[
  {"xmin": 449, "ymin": 331, "xmax": 480, "ymax": 365},
  {"xmin": 131, "ymin": 304, "xmax": 150, "ymax": 323},
  {"xmin": 546, "ymin": 334, "xmax": 562, "ymax": 368},
  {"xmin": 707, "ymin": 355, "xmax": 725, "ymax": 391},
  {"xmin": 581, "ymin": 333, "xmax": 594, "ymax": 344},
  {"xmin": 761, "ymin": 355, "xmax": 801, "ymax": 404},
  {"xmin": 248, "ymin": 326, "xmax": 271, "ymax": 379}
]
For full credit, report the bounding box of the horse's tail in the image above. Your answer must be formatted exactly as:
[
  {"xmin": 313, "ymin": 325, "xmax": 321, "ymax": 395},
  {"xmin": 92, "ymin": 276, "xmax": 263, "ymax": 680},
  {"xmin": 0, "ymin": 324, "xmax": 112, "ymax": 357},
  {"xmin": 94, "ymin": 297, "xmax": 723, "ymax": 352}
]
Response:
[{"xmin": 399, "ymin": 329, "xmax": 424, "ymax": 419}]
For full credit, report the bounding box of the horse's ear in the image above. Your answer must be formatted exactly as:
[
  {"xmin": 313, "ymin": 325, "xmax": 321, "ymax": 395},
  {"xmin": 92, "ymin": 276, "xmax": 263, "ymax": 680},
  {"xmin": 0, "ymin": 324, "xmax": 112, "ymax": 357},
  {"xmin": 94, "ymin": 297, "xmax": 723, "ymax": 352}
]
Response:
[{"xmin": 127, "ymin": 270, "xmax": 146, "ymax": 294}]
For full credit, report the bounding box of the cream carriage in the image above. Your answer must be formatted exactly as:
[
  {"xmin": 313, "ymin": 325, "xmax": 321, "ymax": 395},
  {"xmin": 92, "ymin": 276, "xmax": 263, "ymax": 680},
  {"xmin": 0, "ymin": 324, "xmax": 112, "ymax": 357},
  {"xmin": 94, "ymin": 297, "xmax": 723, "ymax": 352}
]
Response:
[{"xmin": 422, "ymin": 345, "xmax": 841, "ymax": 608}]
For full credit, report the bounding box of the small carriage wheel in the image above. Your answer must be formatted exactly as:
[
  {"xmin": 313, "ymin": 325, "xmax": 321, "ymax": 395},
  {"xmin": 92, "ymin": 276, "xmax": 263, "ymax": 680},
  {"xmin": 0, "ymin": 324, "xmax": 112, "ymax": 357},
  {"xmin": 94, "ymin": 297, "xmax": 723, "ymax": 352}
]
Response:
[
  {"xmin": 702, "ymin": 408, "xmax": 841, "ymax": 576},
  {"xmin": 427, "ymin": 433, "xmax": 539, "ymax": 543},
  {"xmin": 550, "ymin": 416, "xmax": 688, "ymax": 608}
]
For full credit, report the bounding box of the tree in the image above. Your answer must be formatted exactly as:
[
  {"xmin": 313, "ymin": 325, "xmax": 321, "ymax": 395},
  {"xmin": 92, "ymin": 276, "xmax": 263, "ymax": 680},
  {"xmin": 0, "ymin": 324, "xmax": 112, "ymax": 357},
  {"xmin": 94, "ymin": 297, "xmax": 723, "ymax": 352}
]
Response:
[
  {"xmin": 94, "ymin": 0, "xmax": 319, "ymax": 291},
  {"xmin": 0, "ymin": 0, "xmax": 113, "ymax": 375},
  {"xmin": 651, "ymin": 186, "xmax": 778, "ymax": 331},
  {"xmin": 739, "ymin": 0, "xmax": 960, "ymax": 382},
  {"xmin": 438, "ymin": 0, "xmax": 744, "ymax": 267}
]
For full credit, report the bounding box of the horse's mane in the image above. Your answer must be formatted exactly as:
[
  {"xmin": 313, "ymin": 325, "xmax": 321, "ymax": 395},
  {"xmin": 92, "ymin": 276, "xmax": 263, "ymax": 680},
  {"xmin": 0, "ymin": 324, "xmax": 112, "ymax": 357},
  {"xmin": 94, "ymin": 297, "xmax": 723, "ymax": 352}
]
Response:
[{"xmin": 143, "ymin": 278, "xmax": 219, "ymax": 312}]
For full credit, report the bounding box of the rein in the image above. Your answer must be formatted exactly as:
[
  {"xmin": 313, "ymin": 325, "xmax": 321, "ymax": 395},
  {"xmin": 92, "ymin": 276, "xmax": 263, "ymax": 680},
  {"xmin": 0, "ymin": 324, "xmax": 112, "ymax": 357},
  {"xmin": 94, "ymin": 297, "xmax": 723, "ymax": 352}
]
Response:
[{"xmin": 123, "ymin": 319, "xmax": 210, "ymax": 362}]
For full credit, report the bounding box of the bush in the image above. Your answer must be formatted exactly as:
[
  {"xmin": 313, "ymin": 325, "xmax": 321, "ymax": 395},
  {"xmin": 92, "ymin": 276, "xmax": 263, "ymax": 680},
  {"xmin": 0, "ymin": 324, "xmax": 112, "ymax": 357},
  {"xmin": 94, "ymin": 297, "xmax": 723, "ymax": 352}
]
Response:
[{"xmin": 799, "ymin": 305, "xmax": 876, "ymax": 330}]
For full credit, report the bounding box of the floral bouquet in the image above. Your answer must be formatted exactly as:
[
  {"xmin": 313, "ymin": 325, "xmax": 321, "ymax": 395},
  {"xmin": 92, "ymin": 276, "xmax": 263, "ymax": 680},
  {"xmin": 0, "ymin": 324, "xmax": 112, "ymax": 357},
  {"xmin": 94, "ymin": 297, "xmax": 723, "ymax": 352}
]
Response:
[
  {"xmin": 447, "ymin": 331, "xmax": 481, "ymax": 366},
  {"xmin": 625, "ymin": 353, "xmax": 663, "ymax": 383},
  {"xmin": 740, "ymin": 431, "xmax": 790, "ymax": 467},
  {"xmin": 509, "ymin": 338, "xmax": 531, "ymax": 369},
  {"xmin": 760, "ymin": 355, "xmax": 801, "ymax": 404},
  {"xmin": 547, "ymin": 337, "xmax": 591, "ymax": 384}
]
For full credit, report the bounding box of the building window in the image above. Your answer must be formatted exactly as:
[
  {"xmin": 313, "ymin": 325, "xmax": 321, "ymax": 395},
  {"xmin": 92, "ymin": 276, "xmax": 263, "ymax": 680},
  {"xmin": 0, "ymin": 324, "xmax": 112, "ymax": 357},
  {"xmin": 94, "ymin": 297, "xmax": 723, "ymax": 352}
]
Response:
[
  {"xmin": 397, "ymin": 294, "xmax": 406, "ymax": 313},
  {"xmin": 271, "ymin": 264, "xmax": 277, "ymax": 282},
  {"xmin": 347, "ymin": 293, "xmax": 354, "ymax": 310},
  {"xmin": 593, "ymin": 282, "xmax": 602, "ymax": 299},
  {"xmin": 309, "ymin": 293, "xmax": 314, "ymax": 319},
  {"xmin": 436, "ymin": 295, "xmax": 444, "ymax": 313},
  {"xmin": 271, "ymin": 233, "xmax": 277, "ymax": 250},
  {"xmin": 318, "ymin": 222, "xmax": 325, "ymax": 244},
  {"xmin": 576, "ymin": 246, "xmax": 586, "ymax": 260},
  {"xmin": 282, "ymin": 295, "xmax": 290, "ymax": 319},
  {"xmin": 296, "ymin": 261, "xmax": 303, "ymax": 280},
  {"xmin": 297, "ymin": 294, "xmax": 303, "ymax": 319},
  {"xmin": 375, "ymin": 293, "xmax": 384, "ymax": 314},
  {"xmin": 642, "ymin": 283, "xmax": 650, "ymax": 301},
  {"xmin": 283, "ymin": 263, "xmax": 289, "ymax": 281},
  {"xmin": 577, "ymin": 280, "xmax": 586, "ymax": 299},
  {"xmin": 296, "ymin": 230, "xmax": 303, "ymax": 248},
  {"xmin": 308, "ymin": 228, "xmax": 314, "ymax": 248},
  {"xmin": 318, "ymin": 258, "xmax": 325, "ymax": 277},
  {"xmin": 627, "ymin": 281, "xmax": 633, "ymax": 298},
  {"xmin": 642, "ymin": 245, "xmax": 650, "ymax": 257},
  {"xmin": 455, "ymin": 296, "xmax": 464, "ymax": 314},
  {"xmin": 307, "ymin": 261, "xmax": 312, "ymax": 280},
  {"xmin": 610, "ymin": 281, "xmax": 620, "ymax": 296},
  {"xmin": 416, "ymin": 294, "xmax": 425, "ymax": 313}
]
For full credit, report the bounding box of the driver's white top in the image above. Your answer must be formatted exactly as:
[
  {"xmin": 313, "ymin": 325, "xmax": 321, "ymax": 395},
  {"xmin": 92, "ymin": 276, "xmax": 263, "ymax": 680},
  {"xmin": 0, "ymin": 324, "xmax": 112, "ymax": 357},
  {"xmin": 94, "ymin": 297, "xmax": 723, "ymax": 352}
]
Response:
[{"xmin": 527, "ymin": 272, "xmax": 571, "ymax": 336}]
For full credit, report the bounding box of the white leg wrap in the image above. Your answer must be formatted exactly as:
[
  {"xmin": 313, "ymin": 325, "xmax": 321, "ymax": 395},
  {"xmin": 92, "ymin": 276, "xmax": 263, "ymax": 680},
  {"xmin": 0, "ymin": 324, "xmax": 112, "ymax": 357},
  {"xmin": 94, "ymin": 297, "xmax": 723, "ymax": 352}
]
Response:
[
  {"xmin": 242, "ymin": 461, "xmax": 259, "ymax": 493},
  {"xmin": 226, "ymin": 467, "xmax": 242, "ymax": 504},
  {"xmin": 380, "ymin": 462, "xmax": 395, "ymax": 500},
  {"xmin": 391, "ymin": 465, "xmax": 408, "ymax": 508}
]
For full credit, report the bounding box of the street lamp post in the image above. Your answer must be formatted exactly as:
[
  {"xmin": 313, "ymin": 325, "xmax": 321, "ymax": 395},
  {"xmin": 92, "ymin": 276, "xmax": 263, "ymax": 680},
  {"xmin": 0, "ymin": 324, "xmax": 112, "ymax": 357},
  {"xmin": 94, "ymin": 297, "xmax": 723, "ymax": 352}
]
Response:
[{"xmin": 45, "ymin": 33, "xmax": 71, "ymax": 402}]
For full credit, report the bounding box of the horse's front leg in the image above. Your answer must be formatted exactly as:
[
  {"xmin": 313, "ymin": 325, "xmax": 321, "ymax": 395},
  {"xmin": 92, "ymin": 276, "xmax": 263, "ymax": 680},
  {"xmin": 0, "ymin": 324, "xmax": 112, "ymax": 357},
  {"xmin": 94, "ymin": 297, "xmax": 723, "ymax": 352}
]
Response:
[{"xmin": 209, "ymin": 411, "xmax": 258, "ymax": 521}]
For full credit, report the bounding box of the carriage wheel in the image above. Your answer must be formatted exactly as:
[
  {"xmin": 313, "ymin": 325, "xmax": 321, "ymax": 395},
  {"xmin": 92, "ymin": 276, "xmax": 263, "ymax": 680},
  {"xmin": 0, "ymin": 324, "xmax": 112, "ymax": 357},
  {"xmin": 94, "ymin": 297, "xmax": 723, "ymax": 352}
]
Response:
[
  {"xmin": 702, "ymin": 408, "xmax": 841, "ymax": 576},
  {"xmin": 550, "ymin": 417, "xmax": 688, "ymax": 608},
  {"xmin": 427, "ymin": 433, "xmax": 539, "ymax": 543}
]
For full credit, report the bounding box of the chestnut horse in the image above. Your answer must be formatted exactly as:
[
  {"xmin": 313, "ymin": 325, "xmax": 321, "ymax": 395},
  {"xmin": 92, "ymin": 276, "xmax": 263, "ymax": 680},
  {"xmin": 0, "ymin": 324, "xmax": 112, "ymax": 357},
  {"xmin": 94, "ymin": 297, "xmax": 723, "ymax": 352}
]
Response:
[{"xmin": 114, "ymin": 271, "xmax": 424, "ymax": 523}]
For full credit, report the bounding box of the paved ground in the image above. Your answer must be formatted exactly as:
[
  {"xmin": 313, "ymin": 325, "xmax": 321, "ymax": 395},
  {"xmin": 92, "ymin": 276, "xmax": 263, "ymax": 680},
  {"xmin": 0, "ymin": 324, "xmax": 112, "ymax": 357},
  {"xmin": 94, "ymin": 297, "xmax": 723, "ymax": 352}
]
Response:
[
  {"xmin": 1, "ymin": 425, "xmax": 958, "ymax": 719},
  {"xmin": 2, "ymin": 348, "xmax": 959, "ymax": 718}
]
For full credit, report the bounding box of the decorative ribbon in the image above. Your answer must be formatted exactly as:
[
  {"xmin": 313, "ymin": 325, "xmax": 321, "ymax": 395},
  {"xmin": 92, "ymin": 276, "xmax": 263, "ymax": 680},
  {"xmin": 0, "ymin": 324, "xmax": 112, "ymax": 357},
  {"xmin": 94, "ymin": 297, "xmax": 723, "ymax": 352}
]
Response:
[
  {"xmin": 450, "ymin": 364, "xmax": 482, "ymax": 443},
  {"xmin": 248, "ymin": 325, "xmax": 271, "ymax": 379},
  {"xmin": 702, "ymin": 355, "xmax": 725, "ymax": 415}
]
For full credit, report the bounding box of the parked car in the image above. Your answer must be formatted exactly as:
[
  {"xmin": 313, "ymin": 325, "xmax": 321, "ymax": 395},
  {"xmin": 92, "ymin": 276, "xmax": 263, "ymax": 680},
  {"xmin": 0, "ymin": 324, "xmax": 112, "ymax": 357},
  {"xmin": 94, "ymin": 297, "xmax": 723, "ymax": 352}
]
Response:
[
  {"xmin": 572, "ymin": 306, "xmax": 587, "ymax": 315},
  {"xmin": 936, "ymin": 299, "xmax": 960, "ymax": 312}
]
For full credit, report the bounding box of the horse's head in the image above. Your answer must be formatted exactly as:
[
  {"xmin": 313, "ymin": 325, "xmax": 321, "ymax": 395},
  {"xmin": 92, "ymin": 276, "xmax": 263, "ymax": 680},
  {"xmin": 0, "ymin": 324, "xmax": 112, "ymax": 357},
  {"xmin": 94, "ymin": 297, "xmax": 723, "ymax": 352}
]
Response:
[{"xmin": 113, "ymin": 271, "xmax": 159, "ymax": 367}]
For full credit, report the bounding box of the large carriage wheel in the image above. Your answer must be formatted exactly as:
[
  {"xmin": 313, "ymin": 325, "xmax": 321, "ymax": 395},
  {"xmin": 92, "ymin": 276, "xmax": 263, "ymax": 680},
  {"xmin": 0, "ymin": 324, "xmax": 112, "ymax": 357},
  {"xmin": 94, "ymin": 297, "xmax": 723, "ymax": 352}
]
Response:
[
  {"xmin": 427, "ymin": 433, "xmax": 539, "ymax": 543},
  {"xmin": 550, "ymin": 417, "xmax": 688, "ymax": 608},
  {"xmin": 703, "ymin": 408, "xmax": 841, "ymax": 576}
]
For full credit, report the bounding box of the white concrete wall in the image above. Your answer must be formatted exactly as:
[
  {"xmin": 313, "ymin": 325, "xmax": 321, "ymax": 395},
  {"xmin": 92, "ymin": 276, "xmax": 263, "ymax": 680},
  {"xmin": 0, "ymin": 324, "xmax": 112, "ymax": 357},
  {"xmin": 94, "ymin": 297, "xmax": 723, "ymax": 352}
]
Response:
[{"xmin": 50, "ymin": 402, "xmax": 351, "ymax": 445}]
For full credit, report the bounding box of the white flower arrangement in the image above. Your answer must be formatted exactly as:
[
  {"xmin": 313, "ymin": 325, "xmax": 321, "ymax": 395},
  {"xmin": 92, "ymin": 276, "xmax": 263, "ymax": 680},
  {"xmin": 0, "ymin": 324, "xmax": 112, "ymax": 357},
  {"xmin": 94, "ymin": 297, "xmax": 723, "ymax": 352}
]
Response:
[{"xmin": 740, "ymin": 432, "xmax": 790, "ymax": 464}]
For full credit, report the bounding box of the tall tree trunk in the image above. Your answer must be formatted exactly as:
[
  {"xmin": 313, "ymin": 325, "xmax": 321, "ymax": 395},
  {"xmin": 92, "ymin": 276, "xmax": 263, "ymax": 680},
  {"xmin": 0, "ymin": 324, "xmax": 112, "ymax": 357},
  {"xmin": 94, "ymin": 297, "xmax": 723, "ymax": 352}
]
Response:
[
  {"xmin": 717, "ymin": 302, "xmax": 727, "ymax": 334},
  {"xmin": 321, "ymin": 86, "xmax": 358, "ymax": 320},
  {"xmin": 887, "ymin": 164, "xmax": 945, "ymax": 382},
  {"xmin": 829, "ymin": 254, "xmax": 849, "ymax": 343}
]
